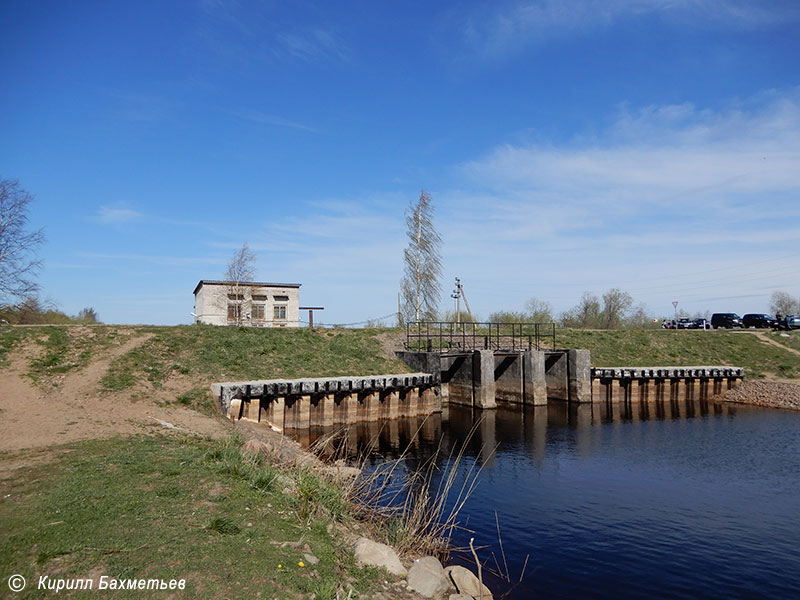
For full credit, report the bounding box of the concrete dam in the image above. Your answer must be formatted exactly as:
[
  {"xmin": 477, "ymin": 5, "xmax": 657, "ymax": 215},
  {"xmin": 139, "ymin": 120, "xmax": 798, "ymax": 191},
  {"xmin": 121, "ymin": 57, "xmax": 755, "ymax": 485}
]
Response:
[{"xmin": 213, "ymin": 351, "xmax": 743, "ymax": 430}]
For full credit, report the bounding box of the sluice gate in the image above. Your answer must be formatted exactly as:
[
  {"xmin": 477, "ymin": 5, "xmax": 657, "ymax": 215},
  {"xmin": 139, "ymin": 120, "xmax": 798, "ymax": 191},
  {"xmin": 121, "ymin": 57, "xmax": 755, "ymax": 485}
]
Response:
[
  {"xmin": 212, "ymin": 373, "xmax": 439, "ymax": 431},
  {"xmin": 591, "ymin": 366, "xmax": 744, "ymax": 403}
]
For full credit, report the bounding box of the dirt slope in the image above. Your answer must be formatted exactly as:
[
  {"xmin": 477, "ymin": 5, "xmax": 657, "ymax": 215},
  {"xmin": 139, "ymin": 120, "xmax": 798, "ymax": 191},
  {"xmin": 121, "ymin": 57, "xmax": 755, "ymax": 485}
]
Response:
[{"xmin": 0, "ymin": 333, "xmax": 229, "ymax": 456}]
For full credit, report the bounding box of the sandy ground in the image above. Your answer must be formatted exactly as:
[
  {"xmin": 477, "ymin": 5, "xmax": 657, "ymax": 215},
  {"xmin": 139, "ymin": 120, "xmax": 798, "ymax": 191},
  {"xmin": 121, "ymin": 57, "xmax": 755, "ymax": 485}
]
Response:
[{"xmin": 0, "ymin": 333, "xmax": 230, "ymax": 468}]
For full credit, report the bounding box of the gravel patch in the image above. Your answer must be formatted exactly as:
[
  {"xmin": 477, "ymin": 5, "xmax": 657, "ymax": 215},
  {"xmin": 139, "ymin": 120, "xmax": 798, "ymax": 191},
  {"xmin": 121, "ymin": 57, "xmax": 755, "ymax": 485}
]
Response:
[{"xmin": 723, "ymin": 380, "xmax": 800, "ymax": 410}]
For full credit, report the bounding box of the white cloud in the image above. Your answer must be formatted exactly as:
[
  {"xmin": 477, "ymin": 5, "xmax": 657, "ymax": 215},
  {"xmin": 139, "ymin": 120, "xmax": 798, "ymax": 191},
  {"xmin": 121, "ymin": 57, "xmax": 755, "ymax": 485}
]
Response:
[
  {"xmin": 231, "ymin": 109, "xmax": 319, "ymax": 133},
  {"xmin": 95, "ymin": 205, "xmax": 143, "ymax": 224},
  {"xmin": 460, "ymin": 90, "xmax": 800, "ymax": 208},
  {"xmin": 434, "ymin": 90, "xmax": 800, "ymax": 316},
  {"xmin": 276, "ymin": 28, "xmax": 350, "ymax": 62},
  {"xmin": 459, "ymin": 0, "xmax": 800, "ymax": 58}
]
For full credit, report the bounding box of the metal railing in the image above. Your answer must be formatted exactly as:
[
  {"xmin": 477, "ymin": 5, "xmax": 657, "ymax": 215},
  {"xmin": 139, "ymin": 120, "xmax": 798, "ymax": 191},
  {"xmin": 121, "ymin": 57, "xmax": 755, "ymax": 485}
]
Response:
[{"xmin": 405, "ymin": 321, "xmax": 556, "ymax": 353}]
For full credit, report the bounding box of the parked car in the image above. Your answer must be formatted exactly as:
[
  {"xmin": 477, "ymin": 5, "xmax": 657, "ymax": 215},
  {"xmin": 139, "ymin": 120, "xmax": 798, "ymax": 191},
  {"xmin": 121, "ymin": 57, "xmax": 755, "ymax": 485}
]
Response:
[
  {"xmin": 742, "ymin": 313, "xmax": 777, "ymax": 329},
  {"xmin": 676, "ymin": 318, "xmax": 694, "ymax": 329},
  {"xmin": 661, "ymin": 320, "xmax": 676, "ymax": 329},
  {"xmin": 778, "ymin": 314, "xmax": 800, "ymax": 330},
  {"xmin": 693, "ymin": 318, "xmax": 711, "ymax": 330},
  {"xmin": 710, "ymin": 313, "xmax": 743, "ymax": 329}
]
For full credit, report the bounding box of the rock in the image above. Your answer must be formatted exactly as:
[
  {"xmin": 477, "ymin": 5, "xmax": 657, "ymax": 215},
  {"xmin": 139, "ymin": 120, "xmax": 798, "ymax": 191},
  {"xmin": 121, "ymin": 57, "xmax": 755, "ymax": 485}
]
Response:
[
  {"xmin": 407, "ymin": 556, "xmax": 450, "ymax": 598},
  {"xmin": 445, "ymin": 566, "xmax": 493, "ymax": 600},
  {"xmin": 449, "ymin": 595, "xmax": 474, "ymax": 600},
  {"xmin": 324, "ymin": 464, "xmax": 362, "ymax": 480},
  {"xmin": 241, "ymin": 439, "xmax": 270, "ymax": 456},
  {"xmin": 303, "ymin": 553, "xmax": 320, "ymax": 565},
  {"xmin": 353, "ymin": 537, "xmax": 407, "ymax": 576}
]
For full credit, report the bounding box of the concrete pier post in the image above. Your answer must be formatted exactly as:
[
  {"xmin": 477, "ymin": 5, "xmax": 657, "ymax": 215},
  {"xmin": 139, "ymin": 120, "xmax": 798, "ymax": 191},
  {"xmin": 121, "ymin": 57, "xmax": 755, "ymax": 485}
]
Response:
[
  {"xmin": 568, "ymin": 349, "xmax": 592, "ymax": 403},
  {"xmin": 345, "ymin": 392, "xmax": 359, "ymax": 424},
  {"xmin": 404, "ymin": 387, "xmax": 419, "ymax": 417},
  {"xmin": 387, "ymin": 390, "xmax": 399, "ymax": 419},
  {"xmin": 297, "ymin": 395, "xmax": 311, "ymax": 429},
  {"xmin": 523, "ymin": 350, "xmax": 547, "ymax": 405},
  {"xmin": 473, "ymin": 350, "xmax": 497, "ymax": 409},
  {"xmin": 632, "ymin": 380, "xmax": 645, "ymax": 403},
  {"xmin": 322, "ymin": 394, "xmax": 335, "ymax": 426},
  {"xmin": 272, "ymin": 397, "xmax": 285, "ymax": 430},
  {"xmin": 685, "ymin": 379, "xmax": 697, "ymax": 401}
]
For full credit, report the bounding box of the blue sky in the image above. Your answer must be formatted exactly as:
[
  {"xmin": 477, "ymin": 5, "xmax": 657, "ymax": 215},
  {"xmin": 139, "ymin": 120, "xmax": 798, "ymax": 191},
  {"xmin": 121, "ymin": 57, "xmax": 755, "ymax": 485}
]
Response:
[{"xmin": 1, "ymin": 0, "xmax": 799, "ymax": 325}]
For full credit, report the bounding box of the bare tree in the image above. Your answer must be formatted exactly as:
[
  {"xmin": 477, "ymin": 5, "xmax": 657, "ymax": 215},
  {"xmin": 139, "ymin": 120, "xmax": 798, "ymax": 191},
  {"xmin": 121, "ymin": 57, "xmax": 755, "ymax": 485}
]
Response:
[
  {"xmin": 770, "ymin": 291, "xmax": 800, "ymax": 316},
  {"xmin": 76, "ymin": 307, "xmax": 99, "ymax": 323},
  {"xmin": 560, "ymin": 292, "xmax": 602, "ymax": 328},
  {"xmin": 525, "ymin": 297, "xmax": 554, "ymax": 323},
  {"xmin": 600, "ymin": 288, "xmax": 634, "ymax": 329},
  {"xmin": 0, "ymin": 179, "xmax": 45, "ymax": 300},
  {"xmin": 224, "ymin": 243, "xmax": 256, "ymax": 325},
  {"xmin": 400, "ymin": 190, "xmax": 442, "ymax": 323}
]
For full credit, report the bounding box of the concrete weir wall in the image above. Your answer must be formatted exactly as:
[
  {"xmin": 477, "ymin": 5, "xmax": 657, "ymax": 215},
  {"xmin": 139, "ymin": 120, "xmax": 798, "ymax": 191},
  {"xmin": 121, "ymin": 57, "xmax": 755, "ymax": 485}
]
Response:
[
  {"xmin": 591, "ymin": 367, "xmax": 744, "ymax": 403},
  {"xmin": 398, "ymin": 349, "xmax": 591, "ymax": 407},
  {"xmin": 212, "ymin": 373, "xmax": 440, "ymax": 430}
]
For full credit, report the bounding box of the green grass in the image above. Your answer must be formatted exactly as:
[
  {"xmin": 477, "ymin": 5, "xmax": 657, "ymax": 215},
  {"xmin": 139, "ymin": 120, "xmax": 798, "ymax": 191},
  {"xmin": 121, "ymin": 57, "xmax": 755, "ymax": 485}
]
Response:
[
  {"xmin": 0, "ymin": 434, "xmax": 384, "ymax": 599},
  {"xmin": 556, "ymin": 328, "xmax": 800, "ymax": 378},
  {"xmin": 765, "ymin": 330, "xmax": 800, "ymax": 353},
  {"xmin": 24, "ymin": 326, "xmax": 128, "ymax": 383},
  {"xmin": 102, "ymin": 325, "xmax": 409, "ymax": 392},
  {"xmin": 0, "ymin": 325, "xmax": 34, "ymax": 366}
]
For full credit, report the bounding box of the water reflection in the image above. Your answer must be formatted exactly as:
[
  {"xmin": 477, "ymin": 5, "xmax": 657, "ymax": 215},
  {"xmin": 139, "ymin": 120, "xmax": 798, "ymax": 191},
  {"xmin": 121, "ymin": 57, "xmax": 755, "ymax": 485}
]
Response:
[{"xmin": 291, "ymin": 399, "xmax": 741, "ymax": 466}]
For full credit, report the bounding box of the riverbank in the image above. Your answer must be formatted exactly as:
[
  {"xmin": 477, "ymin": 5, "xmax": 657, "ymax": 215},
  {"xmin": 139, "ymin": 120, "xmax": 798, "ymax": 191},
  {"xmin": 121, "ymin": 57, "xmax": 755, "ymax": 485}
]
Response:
[
  {"xmin": 723, "ymin": 380, "xmax": 800, "ymax": 410},
  {"xmin": 0, "ymin": 326, "xmax": 481, "ymax": 599}
]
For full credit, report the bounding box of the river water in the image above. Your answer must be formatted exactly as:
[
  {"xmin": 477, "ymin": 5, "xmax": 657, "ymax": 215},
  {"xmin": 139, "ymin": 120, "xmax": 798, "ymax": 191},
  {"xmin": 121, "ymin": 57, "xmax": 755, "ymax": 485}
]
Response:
[{"xmin": 296, "ymin": 400, "xmax": 800, "ymax": 599}]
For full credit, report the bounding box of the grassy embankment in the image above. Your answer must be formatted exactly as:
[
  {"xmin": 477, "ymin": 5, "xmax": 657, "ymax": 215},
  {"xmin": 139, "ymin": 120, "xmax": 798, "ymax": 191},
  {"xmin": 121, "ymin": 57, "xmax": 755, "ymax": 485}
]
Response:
[
  {"xmin": 0, "ymin": 325, "xmax": 415, "ymax": 599},
  {"xmin": 1, "ymin": 434, "xmax": 388, "ymax": 599},
  {"xmin": 557, "ymin": 328, "xmax": 800, "ymax": 379}
]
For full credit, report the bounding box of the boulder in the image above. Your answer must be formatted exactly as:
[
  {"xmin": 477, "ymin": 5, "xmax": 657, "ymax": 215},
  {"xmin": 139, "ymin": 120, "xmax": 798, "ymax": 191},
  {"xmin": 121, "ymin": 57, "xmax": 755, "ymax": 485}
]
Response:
[
  {"xmin": 407, "ymin": 556, "xmax": 450, "ymax": 598},
  {"xmin": 353, "ymin": 537, "xmax": 407, "ymax": 576},
  {"xmin": 449, "ymin": 596, "xmax": 475, "ymax": 600},
  {"xmin": 445, "ymin": 566, "xmax": 493, "ymax": 600},
  {"xmin": 241, "ymin": 439, "xmax": 270, "ymax": 456}
]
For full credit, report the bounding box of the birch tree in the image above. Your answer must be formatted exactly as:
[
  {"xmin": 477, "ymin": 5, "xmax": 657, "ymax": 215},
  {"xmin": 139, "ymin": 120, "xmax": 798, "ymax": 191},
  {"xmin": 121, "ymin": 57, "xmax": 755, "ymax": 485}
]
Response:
[
  {"xmin": 0, "ymin": 179, "xmax": 45, "ymax": 300},
  {"xmin": 400, "ymin": 190, "xmax": 442, "ymax": 323},
  {"xmin": 224, "ymin": 243, "xmax": 256, "ymax": 325}
]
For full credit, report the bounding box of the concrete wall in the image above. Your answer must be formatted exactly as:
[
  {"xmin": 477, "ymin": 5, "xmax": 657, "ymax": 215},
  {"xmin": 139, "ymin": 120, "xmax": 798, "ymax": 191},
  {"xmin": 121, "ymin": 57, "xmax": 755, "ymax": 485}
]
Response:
[
  {"xmin": 440, "ymin": 353, "xmax": 476, "ymax": 405},
  {"xmin": 194, "ymin": 281, "xmax": 301, "ymax": 327},
  {"xmin": 494, "ymin": 353, "xmax": 523, "ymax": 403},
  {"xmin": 545, "ymin": 352, "xmax": 569, "ymax": 401}
]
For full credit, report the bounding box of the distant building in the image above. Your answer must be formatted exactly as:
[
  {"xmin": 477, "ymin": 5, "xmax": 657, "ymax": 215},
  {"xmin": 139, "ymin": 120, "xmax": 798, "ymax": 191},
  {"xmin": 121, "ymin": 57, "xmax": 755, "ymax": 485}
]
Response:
[{"xmin": 193, "ymin": 280, "xmax": 301, "ymax": 327}]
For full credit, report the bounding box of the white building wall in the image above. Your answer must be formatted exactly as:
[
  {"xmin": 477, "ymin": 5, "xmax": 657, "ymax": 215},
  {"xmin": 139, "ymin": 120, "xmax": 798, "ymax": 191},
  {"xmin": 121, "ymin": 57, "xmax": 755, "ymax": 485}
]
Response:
[{"xmin": 193, "ymin": 281, "xmax": 301, "ymax": 327}]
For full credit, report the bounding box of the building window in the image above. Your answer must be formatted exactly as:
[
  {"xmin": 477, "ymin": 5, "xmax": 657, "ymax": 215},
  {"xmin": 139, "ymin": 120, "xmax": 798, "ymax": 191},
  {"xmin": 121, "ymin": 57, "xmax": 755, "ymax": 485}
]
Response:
[
  {"xmin": 252, "ymin": 294, "xmax": 268, "ymax": 302},
  {"xmin": 273, "ymin": 295, "xmax": 289, "ymax": 302},
  {"xmin": 274, "ymin": 305, "xmax": 287, "ymax": 320},
  {"xmin": 252, "ymin": 304, "xmax": 265, "ymax": 320},
  {"xmin": 227, "ymin": 304, "xmax": 242, "ymax": 321},
  {"xmin": 227, "ymin": 293, "xmax": 244, "ymax": 301}
]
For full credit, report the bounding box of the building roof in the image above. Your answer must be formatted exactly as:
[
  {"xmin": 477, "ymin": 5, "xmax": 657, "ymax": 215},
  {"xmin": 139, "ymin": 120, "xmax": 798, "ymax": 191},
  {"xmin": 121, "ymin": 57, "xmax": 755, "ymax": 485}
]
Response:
[{"xmin": 193, "ymin": 280, "xmax": 302, "ymax": 295}]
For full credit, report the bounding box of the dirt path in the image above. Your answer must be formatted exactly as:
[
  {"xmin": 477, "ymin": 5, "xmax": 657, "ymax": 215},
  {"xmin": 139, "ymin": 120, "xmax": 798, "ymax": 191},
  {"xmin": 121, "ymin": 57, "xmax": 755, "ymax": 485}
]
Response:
[
  {"xmin": 751, "ymin": 331, "xmax": 800, "ymax": 357},
  {"xmin": 0, "ymin": 334, "xmax": 229, "ymax": 458}
]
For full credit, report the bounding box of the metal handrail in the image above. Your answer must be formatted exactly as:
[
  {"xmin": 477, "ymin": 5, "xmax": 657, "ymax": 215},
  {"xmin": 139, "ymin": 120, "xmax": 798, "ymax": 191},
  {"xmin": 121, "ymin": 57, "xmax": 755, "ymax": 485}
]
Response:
[{"xmin": 405, "ymin": 321, "xmax": 556, "ymax": 352}]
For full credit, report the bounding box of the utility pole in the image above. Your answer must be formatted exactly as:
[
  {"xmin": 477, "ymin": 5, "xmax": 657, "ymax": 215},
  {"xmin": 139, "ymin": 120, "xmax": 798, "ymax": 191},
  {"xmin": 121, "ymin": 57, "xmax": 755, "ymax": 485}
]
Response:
[
  {"xmin": 451, "ymin": 278, "xmax": 461, "ymax": 324},
  {"xmin": 451, "ymin": 277, "xmax": 473, "ymax": 324}
]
